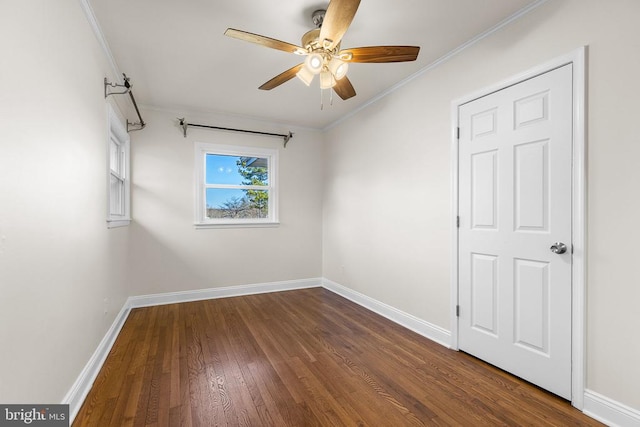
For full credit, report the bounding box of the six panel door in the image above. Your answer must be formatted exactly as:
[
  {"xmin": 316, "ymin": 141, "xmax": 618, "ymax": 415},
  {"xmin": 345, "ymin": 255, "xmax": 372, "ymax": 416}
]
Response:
[{"xmin": 458, "ymin": 64, "xmax": 573, "ymax": 399}]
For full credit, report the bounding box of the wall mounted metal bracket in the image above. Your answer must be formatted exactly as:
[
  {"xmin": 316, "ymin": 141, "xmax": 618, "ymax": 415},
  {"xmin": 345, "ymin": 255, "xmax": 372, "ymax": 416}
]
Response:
[
  {"xmin": 104, "ymin": 77, "xmax": 129, "ymax": 98},
  {"xmin": 104, "ymin": 73, "xmax": 146, "ymax": 132}
]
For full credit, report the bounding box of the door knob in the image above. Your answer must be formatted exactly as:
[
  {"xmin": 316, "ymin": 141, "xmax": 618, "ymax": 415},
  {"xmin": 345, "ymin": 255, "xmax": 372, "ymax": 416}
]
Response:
[{"xmin": 550, "ymin": 242, "xmax": 567, "ymax": 254}]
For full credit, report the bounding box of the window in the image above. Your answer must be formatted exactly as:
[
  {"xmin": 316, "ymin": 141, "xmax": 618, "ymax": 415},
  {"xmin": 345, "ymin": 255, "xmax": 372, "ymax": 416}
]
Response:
[
  {"xmin": 107, "ymin": 104, "xmax": 130, "ymax": 228},
  {"xmin": 194, "ymin": 142, "xmax": 278, "ymax": 228}
]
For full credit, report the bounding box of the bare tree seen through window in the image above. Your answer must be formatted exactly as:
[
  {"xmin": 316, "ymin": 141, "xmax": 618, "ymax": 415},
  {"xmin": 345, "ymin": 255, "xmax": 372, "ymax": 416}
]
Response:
[{"xmin": 206, "ymin": 156, "xmax": 268, "ymax": 219}]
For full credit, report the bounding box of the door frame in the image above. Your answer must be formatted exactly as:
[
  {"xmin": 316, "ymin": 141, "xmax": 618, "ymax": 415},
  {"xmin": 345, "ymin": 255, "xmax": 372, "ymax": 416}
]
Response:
[{"xmin": 450, "ymin": 47, "xmax": 587, "ymax": 409}]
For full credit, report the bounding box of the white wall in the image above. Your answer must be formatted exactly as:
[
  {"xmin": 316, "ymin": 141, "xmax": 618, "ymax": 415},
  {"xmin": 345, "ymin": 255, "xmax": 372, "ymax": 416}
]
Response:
[
  {"xmin": 0, "ymin": 0, "xmax": 321, "ymax": 404},
  {"xmin": 0, "ymin": 1, "xmax": 131, "ymax": 402},
  {"xmin": 323, "ymin": 0, "xmax": 640, "ymax": 411},
  {"xmin": 127, "ymin": 108, "xmax": 324, "ymax": 295},
  {"xmin": 3, "ymin": 0, "xmax": 639, "ymax": 419}
]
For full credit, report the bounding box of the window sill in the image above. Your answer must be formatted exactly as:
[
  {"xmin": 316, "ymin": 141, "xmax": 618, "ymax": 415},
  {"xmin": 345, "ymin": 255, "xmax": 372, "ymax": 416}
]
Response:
[
  {"xmin": 107, "ymin": 219, "xmax": 131, "ymax": 229},
  {"xmin": 195, "ymin": 221, "xmax": 280, "ymax": 230}
]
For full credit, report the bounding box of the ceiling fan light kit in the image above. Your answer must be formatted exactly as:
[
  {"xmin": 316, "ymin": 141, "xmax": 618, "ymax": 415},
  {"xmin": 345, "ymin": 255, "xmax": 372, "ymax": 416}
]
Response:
[
  {"xmin": 328, "ymin": 57, "xmax": 348, "ymax": 80},
  {"xmin": 304, "ymin": 52, "xmax": 324, "ymax": 74},
  {"xmin": 296, "ymin": 65, "xmax": 315, "ymax": 86},
  {"xmin": 319, "ymin": 70, "xmax": 336, "ymax": 89},
  {"xmin": 296, "ymin": 40, "xmax": 346, "ymax": 87},
  {"xmin": 224, "ymin": 0, "xmax": 420, "ymax": 105}
]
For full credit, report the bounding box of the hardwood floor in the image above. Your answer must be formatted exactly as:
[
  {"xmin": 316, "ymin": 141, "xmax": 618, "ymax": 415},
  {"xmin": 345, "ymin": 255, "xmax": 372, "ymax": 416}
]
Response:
[{"xmin": 73, "ymin": 288, "xmax": 601, "ymax": 426}]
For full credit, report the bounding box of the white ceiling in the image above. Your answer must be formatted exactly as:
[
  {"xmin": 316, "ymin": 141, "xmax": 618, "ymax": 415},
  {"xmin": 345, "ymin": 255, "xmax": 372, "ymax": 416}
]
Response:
[{"xmin": 89, "ymin": 0, "xmax": 540, "ymax": 129}]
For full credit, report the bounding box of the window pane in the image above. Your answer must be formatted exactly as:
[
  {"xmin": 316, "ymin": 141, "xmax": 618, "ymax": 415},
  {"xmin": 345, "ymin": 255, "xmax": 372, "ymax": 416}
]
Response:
[
  {"xmin": 110, "ymin": 174, "xmax": 124, "ymax": 216},
  {"xmin": 206, "ymin": 188, "xmax": 269, "ymax": 219},
  {"xmin": 110, "ymin": 139, "xmax": 121, "ymax": 175},
  {"xmin": 205, "ymin": 154, "xmax": 269, "ymax": 186}
]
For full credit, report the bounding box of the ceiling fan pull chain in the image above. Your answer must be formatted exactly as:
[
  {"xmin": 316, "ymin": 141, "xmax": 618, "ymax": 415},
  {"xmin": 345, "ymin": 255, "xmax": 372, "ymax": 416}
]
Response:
[{"xmin": 320, "ymin": 86, "xmax": 324, "ymax": 110}]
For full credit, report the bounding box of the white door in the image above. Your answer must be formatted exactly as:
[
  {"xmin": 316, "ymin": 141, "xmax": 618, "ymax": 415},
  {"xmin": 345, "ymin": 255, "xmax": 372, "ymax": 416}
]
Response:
[{"xmin": 458, "ymin": 64, "xmax": 573, "ymax": 399}]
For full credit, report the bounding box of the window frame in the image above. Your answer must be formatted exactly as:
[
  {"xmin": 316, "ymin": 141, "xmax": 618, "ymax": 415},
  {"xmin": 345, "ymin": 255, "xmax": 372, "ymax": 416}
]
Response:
[
  {"xmin": 194, "ymin": 142, "xmax": 279, "ymax": 229},
  {"xmin": 106, "ymin": 104, "xmax": 131, "ymax": 228}
]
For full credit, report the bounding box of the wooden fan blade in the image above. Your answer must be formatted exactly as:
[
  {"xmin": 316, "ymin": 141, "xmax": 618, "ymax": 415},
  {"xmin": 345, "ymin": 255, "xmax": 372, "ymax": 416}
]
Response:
[
  {"xmin": 224, "ymin": 28, "xmax": 305, "ymax": 55},
  {"xmin": 333, "ymin": 76, "xmax": 356, "ymax": 100},
  {"xmin": 259, "ymin": 64, "xmax": 304, "ymax": 90},
  {"xmin": 319, "ymin": 0, "xmax": 361, "ymax": 50},
  {"xmin": 340, "ymin": 46, "xmax": 420, "ymax": 63}
]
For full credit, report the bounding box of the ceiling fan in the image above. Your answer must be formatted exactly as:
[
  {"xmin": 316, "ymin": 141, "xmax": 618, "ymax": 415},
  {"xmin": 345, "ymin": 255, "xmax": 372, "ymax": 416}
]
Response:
[{"xmin": 224, "ymin": 0, "xmax": 420, "ymax": 101}]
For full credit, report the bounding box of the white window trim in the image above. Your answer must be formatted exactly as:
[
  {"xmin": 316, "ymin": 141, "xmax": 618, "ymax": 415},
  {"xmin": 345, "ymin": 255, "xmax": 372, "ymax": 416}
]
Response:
[
  {"xmin": 107, "ymin": 104, "xmax": 131, "ymax": 228},
  {"xmin": 194, "ymin": 142, "xmax": 279, "ymax": 229}
]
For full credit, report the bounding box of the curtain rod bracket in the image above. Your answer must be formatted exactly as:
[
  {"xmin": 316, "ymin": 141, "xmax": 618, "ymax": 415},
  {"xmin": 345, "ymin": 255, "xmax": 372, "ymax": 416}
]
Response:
[
  {"xmin": 284, "ymin": 131, "xmax": 293, "ymax": 148},
  {"xmin": 104, "ymin": 77, "xmax": 129, "ymax": 98},
  {"xmin": 179, "ymin": 118, "xmax": 188, "ymax": 138},
  {"xmin": 127, "ymin": 120, "xmax": 146, "ymax": 132},
  {"xmin": 178, "ymin": 117, "xmax": 293, "ymax": 148},
  {"xmin": 104, "ymin": 74, "xmax": 146, "ymax": 133}
]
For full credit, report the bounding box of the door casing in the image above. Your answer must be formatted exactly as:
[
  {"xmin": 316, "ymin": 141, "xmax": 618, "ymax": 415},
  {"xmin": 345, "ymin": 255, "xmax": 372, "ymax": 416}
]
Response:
[{"xmin": 450, "ymin": 47, "xmax": 587, "ymax": 409}]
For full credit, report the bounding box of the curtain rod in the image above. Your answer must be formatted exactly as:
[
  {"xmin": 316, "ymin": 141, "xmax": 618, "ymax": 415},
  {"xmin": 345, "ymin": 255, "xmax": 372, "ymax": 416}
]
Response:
[
  {"xmin": 178, "ymin": 118, "xmax": 293, "ymax": 148},
  {"xmin": 104, "ymin": 73, "xmax": 146, "ymax": 132}
]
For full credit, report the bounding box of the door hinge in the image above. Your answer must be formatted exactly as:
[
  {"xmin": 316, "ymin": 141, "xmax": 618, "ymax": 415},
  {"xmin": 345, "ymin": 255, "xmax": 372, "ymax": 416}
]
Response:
[
  {"xmin": 456, "ymin": 127, "xmax": 460, "ymax": 139},
  {"xmin": 456, "ymin": 216, "xmax": 460, "ymax": 228},
  {"xmin": 456, "ymin": 305, "xmax": 460, "ymax": 317}
]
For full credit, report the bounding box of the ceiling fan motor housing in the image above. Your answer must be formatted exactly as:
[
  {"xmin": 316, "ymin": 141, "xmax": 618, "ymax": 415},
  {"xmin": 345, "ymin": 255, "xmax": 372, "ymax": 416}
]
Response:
[
  {"xmin": 302, "ymin": 28, "xmax": 321, "ymax": 50},
  {"xmin": 302, "ymin": 29, "xmax": 342, "ymax": 54}
]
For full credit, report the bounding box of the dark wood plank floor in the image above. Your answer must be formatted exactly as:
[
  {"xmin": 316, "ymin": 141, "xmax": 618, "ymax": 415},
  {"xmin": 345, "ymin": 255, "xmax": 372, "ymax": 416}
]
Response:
[{"xmin": 73, "ymin": 288, "xmax": 601, "ymax": 426}]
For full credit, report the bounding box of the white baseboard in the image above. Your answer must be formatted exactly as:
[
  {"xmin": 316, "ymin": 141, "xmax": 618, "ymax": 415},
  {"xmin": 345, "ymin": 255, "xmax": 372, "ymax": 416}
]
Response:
[
  {"xmin": 64, "ymin": 277, "xmax": 640, "ymax": 427},
  {"xmin": 583, "ymin": 389, "xmax": 640, "ymax": 427},
  {"xmin": 322, "ymin": 278, "xmax": 452, "ymax": 348},
  {"xmin": 322, "ymin": 279, "xmax": 640, "ymax": 426},
  {"xmin": 63, "ymin": 277, "xmax": 321, "ymax": 424},
  {"xmin": 127, "ymin": 277, "xmax": 322, "ymax": 308},
  {"xmin": 62, "ymin": 303, "xmax": 131, "ymax": 423}
]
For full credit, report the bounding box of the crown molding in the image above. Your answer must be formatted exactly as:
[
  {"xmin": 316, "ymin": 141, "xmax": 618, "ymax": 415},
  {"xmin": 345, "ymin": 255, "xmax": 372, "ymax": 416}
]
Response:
[
  {"xmin": 323, "ymin": 0, "xmax": 549, "ymax": 131},
  {"xmin": 79, "ymin": 0, "xmax": 121, "ymax": 80},
  {"xmin": 78, "ymin": 0, "xmax": 548, "ymax": 132}
]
